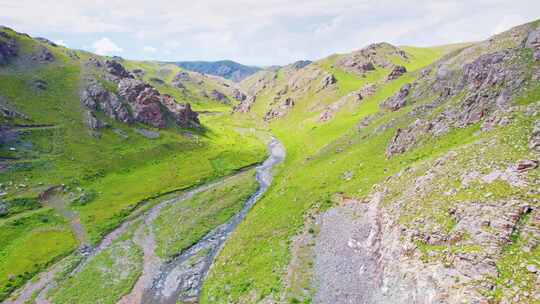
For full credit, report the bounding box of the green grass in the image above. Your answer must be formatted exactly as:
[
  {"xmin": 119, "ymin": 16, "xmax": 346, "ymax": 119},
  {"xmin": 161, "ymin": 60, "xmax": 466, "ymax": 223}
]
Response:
[
  {"xmin": 153, "ymin": 169, "xmax": 259, "ymax": 259},
  {"xmin": 48, "ymin": 220, "xmax": 143, "ymax": 304},
  {"xmin": 0, "ymin": 28, "xmax": 268, "ymax": 300},
  {"xmin": 0, "ymin": 208, "xmax": 77, "ymax": 301},
  {"xmin": 201, "ymin": 45, "xmax": 450, "ymax": 303}
]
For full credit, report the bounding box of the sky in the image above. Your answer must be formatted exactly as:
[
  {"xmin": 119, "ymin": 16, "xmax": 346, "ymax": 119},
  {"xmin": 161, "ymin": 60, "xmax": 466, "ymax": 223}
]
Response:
[{"xmin": 0, "ymin": 0, "xmax": 539, "ymax": 66}]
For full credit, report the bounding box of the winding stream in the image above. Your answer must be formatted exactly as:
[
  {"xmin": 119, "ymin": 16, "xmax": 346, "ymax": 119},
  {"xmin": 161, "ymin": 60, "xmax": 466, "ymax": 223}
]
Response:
[
  {"xmin": 7, "ymin": 138, "xmax": 284, "ymax": 304},
  {"xmin": 142, "ymin": 138, "xmax": 285, "ymax": 303}
]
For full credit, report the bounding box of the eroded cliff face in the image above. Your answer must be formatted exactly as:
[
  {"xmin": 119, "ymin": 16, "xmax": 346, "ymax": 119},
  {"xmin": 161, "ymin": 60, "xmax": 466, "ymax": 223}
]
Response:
[{"xmin": 80, "ymin": 59, "xmax": 199, "ymax": 133}]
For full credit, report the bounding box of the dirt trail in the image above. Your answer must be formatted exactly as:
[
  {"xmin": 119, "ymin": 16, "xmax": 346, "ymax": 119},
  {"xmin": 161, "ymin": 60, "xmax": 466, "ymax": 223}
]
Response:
[{"xmin": 313, "ymin": 193, "xmax": 383, "ymax": 304}]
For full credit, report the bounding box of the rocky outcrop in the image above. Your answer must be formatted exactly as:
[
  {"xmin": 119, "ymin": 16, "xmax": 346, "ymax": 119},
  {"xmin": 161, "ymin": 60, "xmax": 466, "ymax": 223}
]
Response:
[
  {"xmin": 106, "ymin": 60, "xmax": 133, "ymax": 79},
  {"xmin": 209, "ymin": 89, "xmax": 229, "ymax": 103},
  {"xmin": 171, "ymin": 72, "xmax": 191, "ymax": 89},
  {"xmin": 317, "ymin": 73, "xmax": 337, "ymax": 92},
  {"xmin": 30, "ymin": 46, "xmax": 54, "ymax": 62},
  {"xmin": 526, "ymin": 26, "xmax": 540, "ymax": 60},
  {"xmin": 233, "ymin": 95, "xmax": 256, "ymax": 113},
  {"xmin": 386, "ymin": 119, "xmax": 432, "ymax": 157},
  {"xmin": 0, "ymin": 32, "xmax": 18, "ymax": 65},
  {"xmin": 336, "ymin": 43, "xmax": 408, "ymax": 76},
  {"xmin": 265, "ymin": 97, "xmax": 294, "ymax": 121},
  {"xmin": 160, "ymin": 94, "xmax": 200, "ymax": 127},
  {"xmin": 386, "ymin": 65, "xmax": 407, "ymax": 80},
  {"xmin": 232, "ymin": 88, "xmax": 247, "ymax": 101},
  {"xmin": 81, "ymin": 82, "xmax": 132, "ymax": 124},
  {"xmin": 291, "ymin": 60, "xmax": 312, "ymax": 70},
  {"xmin": 380, "ymin": 83, "xmax": 411, "ymax": 111}
]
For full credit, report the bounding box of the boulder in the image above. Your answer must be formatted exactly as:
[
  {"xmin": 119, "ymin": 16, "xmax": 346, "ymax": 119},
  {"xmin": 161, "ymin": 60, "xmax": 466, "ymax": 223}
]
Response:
[
  {"xmin": 386, "ymin": 119, "xmax": 432, "ymax": 157},
  {"xmin": 87, "ymin": 57, "xmax": 102, "ymax": 67},
  {"xmin": 515, "ymin": 160, "xmax": 538, "ymax": 172},
  {"xmin": 106, "ymin": 60, "xmax": 133, "ymax": 79},
  {"xmin": 232, "ymin": 88, "xmax": 247, "ymax": 101},
  {"xmin": 172, "ymin": 72, "xmax": 191, "ymax": 88},
  {"xmin": 318, "ymin": 73, "xmax": 337, "ymax": 92},
  {"xmin": 291, "ymin": 60, "xmax": 312, "ymax": 70},
  {"xmin": 81, "ymin": 82, "xmax": 132, "ymax": 123},
  {"xmin": 233, "ymin": 95, "xmax": 256, "ymax": 113},
  {"xmin": 0, "ymin": 34, "xmax": 18, "ymax": 65},
  {"xmin": 84, "ymin": 110, "xmax": 104, "ymax": 130},
  {"xmin": 386, "ymin": 65, "xmax": 407, "ymax": 80},
  {"xmin": 161, "ymin": 95, "xmax": 200, "ymax": 127},
  {"xmin": 209, "ymin": 89, "xmax": 229, "ymax": 103},
  {"xmin": 526, "ymin": 26, "xmax": 540, "ymax": 61},
  {"xmin": 380, "ymin": 83, "xmax": 411, "ymax": 111},
  {"xmin": 31, "ymin": 46, "xmax": 54, "ymax": 62},
  {"xmin": 130, "ymin": 87, "xmax": 166, "ymax": 128}
]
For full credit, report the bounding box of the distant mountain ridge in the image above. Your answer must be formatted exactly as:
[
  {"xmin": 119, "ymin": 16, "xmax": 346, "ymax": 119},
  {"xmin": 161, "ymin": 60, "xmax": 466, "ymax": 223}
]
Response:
[{"xmin": 171, "ymin": 60, "xmax": 261, "ymax": 82}]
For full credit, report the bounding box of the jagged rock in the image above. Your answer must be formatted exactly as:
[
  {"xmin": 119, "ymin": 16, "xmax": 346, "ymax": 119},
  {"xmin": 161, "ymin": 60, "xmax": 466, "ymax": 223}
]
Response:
[
  {"xmin": 336, "ymin": 43, "xmax": 407, "ymax": 76},
  {"xmin": 209, "ymin": 89, "xmax": 229, "ymax": 103},
  {"xmin": 359, "ymin": 83, "xmax": 377, "ymax": 98},
  {"xmin": 515, "ymin": 160, "xmax": 538, "ymax": 172},
  {"xmin": 106, "ymin": 60, "xmax": 133, "ymax": 79},
  {"xmin": 481, "ymin": 111, "xmax": 511, "ymax": 131},
  {"xmin": 35, "ymin": 37, "xmax": 58, "ymax": 47},
  {"xmin": 31, "ymin": 46, "xmax": 54, "ymax": 62},
  {"xmin": 386, "ymin": 65, "xmax": 407, "ymax": 80},
  {"xmin": 84, "ymin": 110, "xmax": 103, "ymax": 130},
  {"xmin": 130, "ymin": 86, "xmax": 166, "ymax": 128},
  {"xmin": 380, "ymin": 83, "xmax": 411, "ymax": 111},
  {"xmin": 529, "ymin": 120, "xmax": 540, "ymax": 152},
  {"xmin": 291, "ymin": 60, "xmax": 312, "ymax": 70},
  {"xmin": 233, "ymin": 95, "xmax": 255, "ymax": 113},
  {"xmin": 462, "ymin": 51, "xmax": 510, "ymax": 90},
  {"xmin": 81, "ymin": 82, "xmax": 132, "ymax": 123},
  {"xmin": 231, "ymin": 89, "xmax": 246, "ymax": 101},
  {"xmin": 0, "ymin": 33, "xmax": 18, "ymax": 65},
  {"xmin": 87, "ymin": 57, "xmax": 102, "ymax": 67},
  {"xmin": 386, "ymin": 119, "xmax": 432, "ymax": 157},
  {"xmin": 318, "ymin": 73, "xmax": 337, "ymax": 92},
  {"xmin": 160, "ymin": 95, "xmax": 200, "ymax": 127},
  {"xmin": 264, "ymin": 97, "xmax": 295, "ymax": 121},
  {"xmin": 526, "ymin": 26, "xmax": 540, "ymax": 61},
  {"xmin": 172, "ymin": 72, "xmax": 191, "ymax": 88}
]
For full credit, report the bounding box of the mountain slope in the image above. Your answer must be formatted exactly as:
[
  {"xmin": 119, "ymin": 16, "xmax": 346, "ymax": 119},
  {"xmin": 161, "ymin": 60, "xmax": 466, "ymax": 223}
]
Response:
[
  {"xmin": 172, "ymin": 60, "xmax": 261, "ymax": 82},
  {"xmin": 201, "ymin": 20, "xmax": 540, "ymax": 304},
  {"xmin": 0, "ymin": 26, "xmax": 266, "ymax": 301}
]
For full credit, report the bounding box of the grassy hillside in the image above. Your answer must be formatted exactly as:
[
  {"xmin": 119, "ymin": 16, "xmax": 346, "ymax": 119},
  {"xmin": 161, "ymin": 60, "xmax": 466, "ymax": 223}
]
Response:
[
  {"xmin": 201, "ymin": 21, "xmax": 540, "ymax": 303},
  {"xmin": 0, "ymin": 26, "xmax": 266, "ymax": 300}
]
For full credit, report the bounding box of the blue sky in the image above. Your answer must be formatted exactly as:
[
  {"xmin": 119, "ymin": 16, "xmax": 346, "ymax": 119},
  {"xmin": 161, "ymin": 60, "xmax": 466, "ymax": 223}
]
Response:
[{"xmin": 1, "ymin": 0, "xmax": 539, "ymax": 66}]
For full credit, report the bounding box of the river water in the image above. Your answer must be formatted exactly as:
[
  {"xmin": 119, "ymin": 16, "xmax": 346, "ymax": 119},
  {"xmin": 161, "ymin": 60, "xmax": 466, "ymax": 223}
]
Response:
[{"xmin": 141, "ymin": 138, "xmax": 285, "ymax": 303}]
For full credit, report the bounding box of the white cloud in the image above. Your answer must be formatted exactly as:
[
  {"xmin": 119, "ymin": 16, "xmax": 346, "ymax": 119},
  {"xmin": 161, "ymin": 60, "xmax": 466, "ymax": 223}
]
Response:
[
  {"xmin": 143, "ymin": 46, "xmax": 157, "ymax": 53},
  {"xmin": 92, "ymin": 37, "xmax": 123, "ymax": 55},
  {"xmin": 1, "ymin": 0, "xmax": 539, "ymax": 65},
  {"xmin": 492, "ymin": 14, "xmax": 528, "ymax": 35},
  {"xmin": 53, "ymin": 39, "xmax": 67, "ymax": 47}
]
